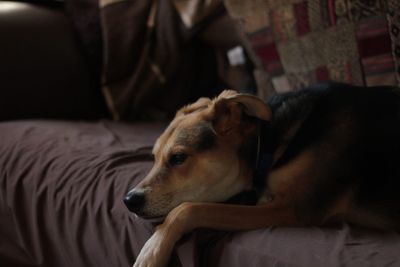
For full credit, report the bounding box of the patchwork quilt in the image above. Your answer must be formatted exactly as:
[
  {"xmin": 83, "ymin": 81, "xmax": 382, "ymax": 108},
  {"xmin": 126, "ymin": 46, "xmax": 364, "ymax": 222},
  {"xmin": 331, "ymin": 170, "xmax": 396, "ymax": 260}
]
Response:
[{"xmin": 224, "ymin": 0, "xmax": 400, "ymax": 97}]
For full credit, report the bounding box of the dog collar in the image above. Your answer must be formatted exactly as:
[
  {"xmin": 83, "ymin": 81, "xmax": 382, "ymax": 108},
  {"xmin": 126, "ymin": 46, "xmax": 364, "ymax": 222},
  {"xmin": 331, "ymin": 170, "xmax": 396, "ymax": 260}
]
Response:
[{"xmin": 253, "ymin": 120, "xmax": 275, "ymax": 197}]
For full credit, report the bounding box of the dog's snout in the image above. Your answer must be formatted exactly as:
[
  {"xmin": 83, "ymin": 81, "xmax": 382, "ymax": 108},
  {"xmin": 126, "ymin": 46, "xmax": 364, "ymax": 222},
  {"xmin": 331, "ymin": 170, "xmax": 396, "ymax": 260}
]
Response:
[{"xmin": 123, "ymin": 191, "xmax": 146, "ymax": 213}]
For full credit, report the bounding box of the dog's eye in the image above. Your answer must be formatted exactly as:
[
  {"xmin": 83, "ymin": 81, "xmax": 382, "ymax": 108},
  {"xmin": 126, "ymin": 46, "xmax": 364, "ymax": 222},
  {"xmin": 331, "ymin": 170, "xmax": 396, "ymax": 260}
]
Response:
[{"xmin": 169, "ymin": 153, "xmax": 187, "ymax": 166}]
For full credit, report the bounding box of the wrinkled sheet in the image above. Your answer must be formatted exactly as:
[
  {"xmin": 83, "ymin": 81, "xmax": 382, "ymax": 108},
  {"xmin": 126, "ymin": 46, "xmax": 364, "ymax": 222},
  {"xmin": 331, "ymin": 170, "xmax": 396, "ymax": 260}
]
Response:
[
  {"xmin": 179, "ymin": 226, "xmax": 400, "ymax": 267},
  {"xmin": 1, "ymin": 120, "xmax": 400, "ymax": 267},
  {"xmin": 0, "ymin": 120, "xmax": 164, "ymax": 267}
]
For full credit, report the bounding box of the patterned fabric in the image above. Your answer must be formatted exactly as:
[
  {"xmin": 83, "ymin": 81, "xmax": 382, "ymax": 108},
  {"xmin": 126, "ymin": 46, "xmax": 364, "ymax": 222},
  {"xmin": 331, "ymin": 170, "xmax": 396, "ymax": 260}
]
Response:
[{"xmin": 225, "ymin": 0, "xmax": 400, "ymax": 97}]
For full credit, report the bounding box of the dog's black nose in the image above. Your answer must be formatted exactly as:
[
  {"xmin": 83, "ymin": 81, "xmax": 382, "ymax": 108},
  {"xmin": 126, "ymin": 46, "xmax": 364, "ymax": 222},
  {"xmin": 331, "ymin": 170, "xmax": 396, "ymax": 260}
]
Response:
[{"xmin": 123, "ymin": 191, "xmax": 145, "ymax": 213}]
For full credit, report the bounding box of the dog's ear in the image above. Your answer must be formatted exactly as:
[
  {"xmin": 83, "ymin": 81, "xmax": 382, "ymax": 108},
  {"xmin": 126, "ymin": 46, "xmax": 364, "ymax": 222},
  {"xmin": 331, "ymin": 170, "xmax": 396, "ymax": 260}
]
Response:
[{"xmin": 212, "ymin": 90, "xmax": 272, "ymax": 135}]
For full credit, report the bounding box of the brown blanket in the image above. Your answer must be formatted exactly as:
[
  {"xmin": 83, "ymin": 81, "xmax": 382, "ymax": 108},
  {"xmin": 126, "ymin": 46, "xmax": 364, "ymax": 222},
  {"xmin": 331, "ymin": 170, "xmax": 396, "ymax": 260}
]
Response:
[
  {"xmin": 0, "ymin": 120, "xmax": 163, "ymax": 267},
  {"xmin": 1, "ymin": 120, "xmax": 400, "ymax": 267}
]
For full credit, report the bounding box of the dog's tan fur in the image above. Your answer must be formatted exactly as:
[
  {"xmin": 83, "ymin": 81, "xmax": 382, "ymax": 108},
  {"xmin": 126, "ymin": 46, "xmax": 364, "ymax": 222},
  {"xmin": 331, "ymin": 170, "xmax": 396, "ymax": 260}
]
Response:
[
  {"xmin": 132, "ymin": 91, "xmax": 263, "ymax": 219},
  {"xmin": 129, "ymin": 89, "xmax": 398, "ymax": 267}
]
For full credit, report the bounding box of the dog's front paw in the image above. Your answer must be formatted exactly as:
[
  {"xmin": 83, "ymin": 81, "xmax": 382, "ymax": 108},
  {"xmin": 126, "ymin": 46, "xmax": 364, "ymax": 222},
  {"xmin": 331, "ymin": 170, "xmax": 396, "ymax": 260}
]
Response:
[{"xmin": 133, "ymin": 229, "xmax": 174, "ymax": 267}]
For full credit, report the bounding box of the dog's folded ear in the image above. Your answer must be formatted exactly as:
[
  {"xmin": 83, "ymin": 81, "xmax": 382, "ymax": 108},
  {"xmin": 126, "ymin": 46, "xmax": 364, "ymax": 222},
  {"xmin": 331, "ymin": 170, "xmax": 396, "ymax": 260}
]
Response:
[
  {"xmin": 224, "ymin": 92, "xmax": 272, "ymax": 121},
  {"xmin": 212, "ymin": 90, "xmax": 272, "ymax": 135}
]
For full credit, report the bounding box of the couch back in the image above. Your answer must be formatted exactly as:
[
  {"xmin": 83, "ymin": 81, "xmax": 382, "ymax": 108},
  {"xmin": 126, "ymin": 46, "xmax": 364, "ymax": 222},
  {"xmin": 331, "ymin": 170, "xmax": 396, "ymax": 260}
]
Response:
[{"xmin": 0, "ymin": 1, "xmax": 108, "ymax": 120}]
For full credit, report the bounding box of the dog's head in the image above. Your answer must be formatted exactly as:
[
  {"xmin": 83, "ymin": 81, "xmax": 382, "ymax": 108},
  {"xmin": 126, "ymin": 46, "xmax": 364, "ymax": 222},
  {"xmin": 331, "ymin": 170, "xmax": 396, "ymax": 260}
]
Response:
[{"xmin": 123, "ymin": 90, "xmax": 272, "ymax": 219}]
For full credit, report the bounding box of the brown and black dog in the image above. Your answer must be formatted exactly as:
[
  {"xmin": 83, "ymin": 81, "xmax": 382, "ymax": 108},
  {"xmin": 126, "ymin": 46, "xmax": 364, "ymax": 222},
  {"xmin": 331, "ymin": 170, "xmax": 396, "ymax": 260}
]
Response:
[{"xmin": 124, "ymin": 83, "xmax": 400, "ymax": 267}]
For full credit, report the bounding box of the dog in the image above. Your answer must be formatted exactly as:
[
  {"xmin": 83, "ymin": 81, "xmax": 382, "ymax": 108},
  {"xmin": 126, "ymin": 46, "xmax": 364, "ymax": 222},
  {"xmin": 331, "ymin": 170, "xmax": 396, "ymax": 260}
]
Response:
[{"xmin": 124, "ymin": 83, "xmax": 400, "ymax": 267}]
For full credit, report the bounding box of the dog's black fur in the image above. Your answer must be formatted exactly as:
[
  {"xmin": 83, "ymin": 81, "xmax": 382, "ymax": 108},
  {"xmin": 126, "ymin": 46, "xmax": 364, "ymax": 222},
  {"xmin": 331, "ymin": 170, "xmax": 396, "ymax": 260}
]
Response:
[{"xmin": 261, "ymin": 83, "xmax": 400, "ymax": 225}]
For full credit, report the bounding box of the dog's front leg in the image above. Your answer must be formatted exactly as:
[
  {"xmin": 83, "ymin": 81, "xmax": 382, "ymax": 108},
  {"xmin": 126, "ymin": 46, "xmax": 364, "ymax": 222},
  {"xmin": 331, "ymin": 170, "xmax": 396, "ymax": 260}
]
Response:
[
  {"xmin": 133, "ymin": 204, "xmax": 191, "ymax": 267},
  {"xmin": 133, "ymin": 228, "xmax": 172, "ymax": 267},
  {"xmin": 134, "ymin": 200, "xmax": 302, "ymax": 267}
]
